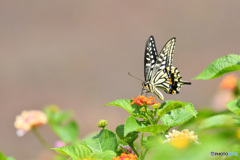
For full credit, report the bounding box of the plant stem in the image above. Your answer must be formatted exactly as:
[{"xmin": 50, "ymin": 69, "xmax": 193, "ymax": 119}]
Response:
[
  {"xmin": 145, "ymin": 113, "xmax": 154, "ymax": 125},
  {"xmin": 32, "ymin": 127, "xmax": 51, "ymax": 149},
  {"xmin": 140, "ymin": 132, "xmax": 144, "ymax": 158},
  {"xmin": 129, "ymin": 143, "xmax": 139, "ymax": 157}
]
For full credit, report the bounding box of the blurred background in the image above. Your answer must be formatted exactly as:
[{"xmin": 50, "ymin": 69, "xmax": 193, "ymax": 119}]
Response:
[{"xmin": 0, "ymin": 1, "xmax": 240, "ymax": 159}]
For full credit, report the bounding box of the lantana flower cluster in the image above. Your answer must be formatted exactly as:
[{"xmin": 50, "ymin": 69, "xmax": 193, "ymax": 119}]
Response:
[
  {"xmin": 14, "ymin": 110, "xmax": 47, "ymax": 136},
  {"xmin": 112, "ymin": 153, "xmax": 137, "ymax": 160},
  {"xmin": 131, "ymin": 95, "xmax": 160, "ymax": 106},
  {"xmin": 164, "ymin": 129, "xmax": 199, "ymax": 149}
]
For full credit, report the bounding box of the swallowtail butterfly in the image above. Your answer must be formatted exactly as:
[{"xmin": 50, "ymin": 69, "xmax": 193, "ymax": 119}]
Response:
[{"xmin": 142, "ymin": 36, "xmax": 191, "ymax": 100}]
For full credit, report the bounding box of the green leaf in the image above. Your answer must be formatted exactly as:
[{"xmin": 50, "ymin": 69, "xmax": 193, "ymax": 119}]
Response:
[
  {"xmin": 184, "ymin": 103, "xmax": 198, "ymax": 118},
  {"xmin": 7, "ymin": 158, "xmax": 15, "ymax": 160},
  {"xmin": 135, "ymin": 124, "xmax": 169, "ymax": 134},
  {"xmin": 158, "ymin": 101, "xmax": 197, "ymax": 118},
  {"xmin": 157, "ymin": 101, "xmax": 184, "ymax": 117},
  {"xmin": 44, "ymin": 105, "xmax": 72, "ymax": 124},
  {"xmin": 124, "ymin": 116, "xmax": 146, "ymax": 136},
  {"xmin": 124, "ymin": 116, "xmax": 169, "ymax": 135},
  {"xmin": 198, "ymin": 114, "xmax": 240, "ymax": 130},
  {"xmin": 51, "ymin": 120, "xmax": 79, "ymax": 143},
  {"xmin": 0, "ymin": 152, "xmax": 7, "ymax": 160},
  {"xmin": 226, "ymin": 97, "xmax": 240, "ymax": 115},
  {"xmin": 85, "ymin": 129, "xmax": 118, "ymax": 153},
  {"xmin": 105, "ymin": 99, "xmax": 144, "ymax": 118},
  {"xmin": 116, "ymin": 125, "xmax": 138, "ymax": 144},
  {"xmin": 160, "ymin": 108, "xmax": 197, "ymax": 128},
  {"xmin": 44, "ymin": 105, "xmax": 79, "ymax": 144},
  {"xmin": 194, "ymin": 54, "xmax": 240, "ymax": 80},
  {"xmin": 90, "ymin": 150, "xmax": 117, "ymax": 160},
  {"xmin": 52, "ymin": 143, "xmax": 92, "ymax": 159}
]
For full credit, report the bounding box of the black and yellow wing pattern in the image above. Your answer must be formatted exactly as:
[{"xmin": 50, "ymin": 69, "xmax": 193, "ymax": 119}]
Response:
[{"xmin": 142, "ymin": 35, "xmax": 191, "ymax": 100}]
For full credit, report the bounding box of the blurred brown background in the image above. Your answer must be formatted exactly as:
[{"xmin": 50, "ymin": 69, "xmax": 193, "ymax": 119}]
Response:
[{"xmin": 0, "ymin": 1, "xmax": 240, "ymax": 159}]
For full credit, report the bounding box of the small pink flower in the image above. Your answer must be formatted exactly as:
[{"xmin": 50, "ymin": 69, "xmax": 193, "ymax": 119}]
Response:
[
  {"xmin": 54, "ymin": 140, "xmax": 66, "ymax": 148},
  {"xmin": 14, "ymin": 110, "xmax": 47, "ymax": 136}
]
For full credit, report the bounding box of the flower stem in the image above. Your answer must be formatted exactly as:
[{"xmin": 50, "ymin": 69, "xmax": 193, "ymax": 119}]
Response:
[
  {"xmin": 32, "ymin": 127, "xmax": 51, "ymax": 149},
  {"xmin": 128, "ymin": 143, "xmax": 139, "ymax": 157},
  {"xmin": 140, "ymin": 132, "xmax": 144, "ymax": 158}
]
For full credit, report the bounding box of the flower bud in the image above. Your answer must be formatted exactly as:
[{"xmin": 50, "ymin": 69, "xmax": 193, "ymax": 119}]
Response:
[
  {"xmin": 140, "ymin": 107, "xmax": 146, "ymax": 112},
  {"xmin": 152, "ymin": 103, "xmax": 161, "ymax": 109},
  {"xmin": 97, "ymin": 119, "xmax": 108, "ymax": 128}
]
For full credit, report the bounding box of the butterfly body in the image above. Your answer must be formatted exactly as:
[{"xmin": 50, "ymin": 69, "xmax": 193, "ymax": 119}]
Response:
[{"xmin": 142, "ymin": 36, "xmax": 191, "ymax": 100}]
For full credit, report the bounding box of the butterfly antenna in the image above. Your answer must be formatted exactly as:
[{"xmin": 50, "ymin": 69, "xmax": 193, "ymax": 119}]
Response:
[{"xmin": 128, "ymin": 72, "xmax": 144, "ymax": 83}]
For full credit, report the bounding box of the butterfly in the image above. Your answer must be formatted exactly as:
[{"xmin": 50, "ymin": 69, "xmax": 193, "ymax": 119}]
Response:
[{"xmin": 142, "ymin": 35, "xmax": 191, "ymax": 100}]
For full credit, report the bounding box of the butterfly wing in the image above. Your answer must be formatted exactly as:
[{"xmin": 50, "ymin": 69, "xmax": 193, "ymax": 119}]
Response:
[
  {"xmin": 153, "ymin": 66, "xmax": 191, "ymax": 95},
  {"xmin": 144, "ymin": 36, "xmax": 158, "ymax": 81},
  {"xmin": 151, "ymin": 37, "xmax": 176, "ymax": 79},
  {"xmin": 143, "ymin": 36, "xmax": 191, "ymax": 100}
]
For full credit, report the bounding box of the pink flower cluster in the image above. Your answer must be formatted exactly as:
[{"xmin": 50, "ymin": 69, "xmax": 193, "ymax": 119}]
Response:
[{"xmin": 14, "ymin": 110, "xmax": 47, "ymax": 136}]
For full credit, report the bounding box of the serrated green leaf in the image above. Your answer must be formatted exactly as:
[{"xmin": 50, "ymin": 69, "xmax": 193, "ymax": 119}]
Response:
[
  {"xmin": 51, "ymin": 120, "xmax": 79, "ymax": 143},
  {"xmin": 158, "ymin": 101, "xmax": 197, "ymax": 118},
  {"xmin": 160, "ymin": 100, "xmax": 174, "ymax": 108},
  {"xmin": 85, "ymin": 129, "xmax": 118, "ymax": 153},
  {"xmin": 184, "ymin": 103, "xmax": 198, "ymax": 118},
  {"xmin": 116, "ymin": 125, "xmax": 138, "ymax": 144},
  {"xmin": 198, "ymin": 115, "xmax": 240, "ymax": 130},
  {"xmin": 157, "ymin": 101, "xmax": 183, "ymax": 117},
  {"xmin": 226, "ymin": 97, "xmax": 240, "ymax": 115},
  {"xmin": 124, "ymin": 116, "xmax": 146, "ymax": 136},
  {"xmin": 105, "ymin": 99, "xmax": 144, "ymax": 118},
  {"xmin": 160, "ymin": 108, "xmax": 196, "ymax": 127},
  {"xmin": 90, "ymin": 150, "xmax": 117, "ymax": 160},
  {"xmin": 52, "ymin": 143, "xmax": 92, "ymax": 159},
  {"xmin": 135, "ymin": 124, "xmax": 169, "ymax": 134},
  {"xmin": 194, "ymin": 54, "xmax": 240, "ymax": 80}
]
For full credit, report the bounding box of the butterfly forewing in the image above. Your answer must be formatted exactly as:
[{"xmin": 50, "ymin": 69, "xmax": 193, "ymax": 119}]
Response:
[
  {"xmin": 151, "ymin": 37, "xmax": 176, "ymax": 79},
  {"xmin": 144, "ymin": 36, "xmax": 158, "ymax": 81}
]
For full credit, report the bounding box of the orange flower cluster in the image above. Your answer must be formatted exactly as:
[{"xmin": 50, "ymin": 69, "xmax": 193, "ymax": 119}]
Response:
[
  {"xmin": 131, "ymin": 95, "xmax": 160, "ymax": 106},
  {"xmin": 220, "ymin": 74, "xmax": 237, "ymax": 90},
  {"xmin": 14, "ymin": 110, "xmax": 47, "ymax": 136},
  {"xmin": 112, "ymin": 153, "xmax": 137, "ymax": 160}
]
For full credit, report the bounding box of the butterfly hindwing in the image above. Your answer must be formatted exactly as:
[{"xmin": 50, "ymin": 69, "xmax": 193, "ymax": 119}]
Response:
[{"xmin": 153, "ymin": 66, "xmax": 191, "ymax": 95}]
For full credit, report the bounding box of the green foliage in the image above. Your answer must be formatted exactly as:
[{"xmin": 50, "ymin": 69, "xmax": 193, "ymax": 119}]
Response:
[
  {"xmin": 124, "ymin": 116, "xmax": 146, "ymax": 136},
  {"xmin": 105, "ymin": 99, "xmax": 145, "ymax": 118},
  {"xmin": 89, "ymin": 151, "xmax": 116, "ymax": 160},
  {"xmin": 84, "ymin": 129, "xmax": 118, "ymax": 153},
  {"xmin": 226, "ymin": 97, "xmax": 240, "ymax": 115},
  {"xmin": 0, "ymin": 151, "xmax": 15, "ymax": 160},
  {"xmin": 160, "ymin": 107, "xmax": 197, "ymax": 128},
  {"xmin": 52, "ymin": 143, "xmax": 92, "ymax": 159},
  {"xmin": 44, "ymin": 105, "xmax": 79, "ymax": 144},
  {"xmin": 0, "ymin": 152, "xmax": 7, "ymax": 160},
  {"xmin": 198, "ymin": 114, "xmax": 240, "ymax": 130},
  {"xmin": 116, "ymin": 125, "xmax": 138, "ymax": 144},
  {"xmin": 147, "ymin": 134, "xmax": 239, "ymax": 160},
  {"xmin": 194, "ymin": 54, "xmax": 240, "ymax": 80},
  {"xmin": 158, "ymin": 101, "xmax": 197, "ymax": 118},
  {"xmin": 124, "ymin": 116, "xmax": 169, "ymax": 135}
]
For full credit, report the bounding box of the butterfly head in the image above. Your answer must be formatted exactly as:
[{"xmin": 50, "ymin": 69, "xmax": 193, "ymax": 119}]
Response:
[{"xmin": 142, "ymin": 81, "xmax": 151, "ymax": 91}]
